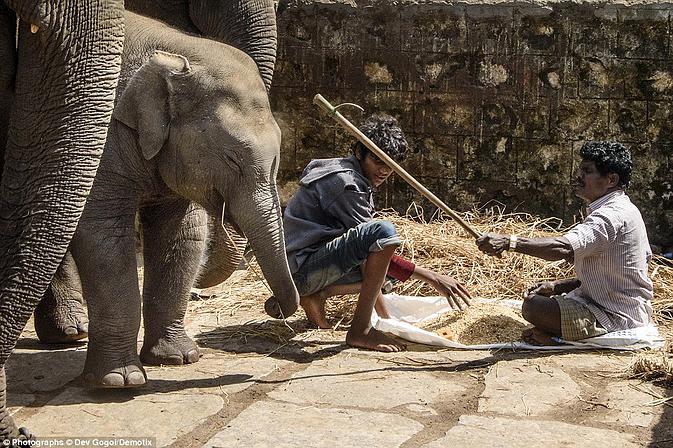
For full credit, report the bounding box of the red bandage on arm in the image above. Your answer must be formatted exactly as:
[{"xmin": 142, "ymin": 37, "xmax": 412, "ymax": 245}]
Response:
[{"xmin": 387, "ymin": 255, "xmax": 416, "ymax": 282}]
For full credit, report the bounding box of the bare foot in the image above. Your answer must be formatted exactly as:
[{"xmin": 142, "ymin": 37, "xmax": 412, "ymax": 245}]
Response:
[
  {"xmin": 346, "ymin": 327, "xmax": 405, "ymax": 352},
  {"xmin": 300, "ymin": 294, "xmax": 331, "ymax": 329},
  {"xmin": 521, "ymin": 327, "xmax": 561, "ymax": 346}
]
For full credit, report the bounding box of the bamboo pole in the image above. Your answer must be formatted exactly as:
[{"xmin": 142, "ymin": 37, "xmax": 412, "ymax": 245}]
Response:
[{"xmin": 313, "ymin": 94, "xmax": 482, "ymax": 239}]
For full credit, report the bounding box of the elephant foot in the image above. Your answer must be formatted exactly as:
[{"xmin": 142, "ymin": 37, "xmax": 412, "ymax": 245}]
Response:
[
  {"xmin": 0, "ymin": 415, "xmax": 31, "ymax": 446},
  {"xmin": 140, "ymin": 333, "xmax": 200, "ymax": 366},
  {"xmin": 34, "ymin": 295, "xmax": 88, "ymax": 344},
  {"xmin": 83, "ymin": 353, "xmax": 147, "ymax": 389},
  {"xmin": 0, "ymin": 409, "xmax": 19, "ymax": 442}
]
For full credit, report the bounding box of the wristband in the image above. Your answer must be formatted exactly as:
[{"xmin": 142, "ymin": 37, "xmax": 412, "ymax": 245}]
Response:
[
  {"xmin": 508, "ymin": 235, "xmax": 518, "ymax": 251},
  {"xmin": 388, "ymin": 255, "xmax": 416, "ymax": 282}
]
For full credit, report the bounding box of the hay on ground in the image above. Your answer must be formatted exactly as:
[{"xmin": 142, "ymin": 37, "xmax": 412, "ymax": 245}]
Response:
[{"xmin": 627, "ymin": 353, "xmax": 673, "ymax": 385}]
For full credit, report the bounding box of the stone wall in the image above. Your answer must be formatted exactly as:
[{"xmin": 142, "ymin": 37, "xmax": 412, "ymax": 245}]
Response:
[{"xmin": 270, "ymin": 0, "xmax": 673, "ymax": 248}]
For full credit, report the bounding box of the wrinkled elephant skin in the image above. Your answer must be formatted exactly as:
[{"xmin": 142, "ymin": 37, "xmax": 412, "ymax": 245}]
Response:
[
  {"xmin": 34, "ymin": 252, "xmax": 88, "ymax": 344},
  {"xmin": 0, "ymin": 0, "xmax": 125, "ymax": 441}
]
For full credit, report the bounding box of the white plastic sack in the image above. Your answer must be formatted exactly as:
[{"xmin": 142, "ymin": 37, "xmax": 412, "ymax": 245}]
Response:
[{"xmin": 372, "ymin": 294, "xmax": 665, "ymax": 351}]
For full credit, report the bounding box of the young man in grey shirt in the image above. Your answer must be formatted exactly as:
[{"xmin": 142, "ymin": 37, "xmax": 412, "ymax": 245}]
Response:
[
  {"xmin": 477, "ymin": 141, "xmax": 653, "ymax": 345},
  {"xmin": 282, "ymin": 114, "xmax": 472, "ymax": 352}
]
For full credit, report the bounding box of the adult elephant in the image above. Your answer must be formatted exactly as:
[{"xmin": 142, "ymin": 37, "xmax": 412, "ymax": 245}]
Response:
[
  {"xmin": 36, "ymin": 0, "xmax": 279, "ymax": 344},
  {"xmin": 0, "ymin": 0, "xmax": 125, "ymax": 441},
  {"xmin": 72, "ymin": 11, "xmax": 299, "ymax": 388}
]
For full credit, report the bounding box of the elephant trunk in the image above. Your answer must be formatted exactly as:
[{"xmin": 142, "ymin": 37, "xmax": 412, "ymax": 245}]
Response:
[
  {"xmin": 229, "ymin": 182, "xmax": 299, "ymax": 318},
  {"xmin": 195, "ymin": 219, "xmax": 247, "ymax": 289},
  {"xmin": 189, "ymin": 0, "xmax": 277, "ymax": 91},
  {"xmin": 0, "ymin": 2, "xmax": 124, "ymax": 440},
  {"xmin": 0, "ymin": 4, "xmax": 16, "ymax": 176}
]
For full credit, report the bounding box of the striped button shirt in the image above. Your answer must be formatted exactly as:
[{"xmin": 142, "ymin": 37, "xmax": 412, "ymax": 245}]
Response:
[{"xmin": 564, "ymin": 190, "xmax": 653, "ymax": 331}]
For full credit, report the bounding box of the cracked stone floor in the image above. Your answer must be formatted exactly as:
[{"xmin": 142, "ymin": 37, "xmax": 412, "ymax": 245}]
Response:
[{"xmin": 6, "ymin": 295, "xmax": 673, "ymax": 448}]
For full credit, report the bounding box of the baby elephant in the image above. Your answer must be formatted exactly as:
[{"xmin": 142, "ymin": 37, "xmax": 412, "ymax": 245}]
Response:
[{"xmin": 67, "ymin": 11, "xmax": 298, "ymax": 388}]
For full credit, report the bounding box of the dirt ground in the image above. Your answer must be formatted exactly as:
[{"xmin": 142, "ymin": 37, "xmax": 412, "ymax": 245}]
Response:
[{"xmin": 6, "ymin": 272, "xmax": 673, "ymax": 447}]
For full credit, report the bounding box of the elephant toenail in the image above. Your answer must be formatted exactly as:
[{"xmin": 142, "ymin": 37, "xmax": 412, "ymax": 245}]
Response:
[
  {"xmin": 64, "ymin": 327, "xmax": 78, "ymax": 336},
  {"xmin": 101, "ymin": 372, "xmax": 126, "ymax": 387},
  {"xmin": 185, "ymin": 350, "xmax": 200, "ymax": 364},
  {"xmin": 126, "ymin": 371, "xmax": 146, "ymax": 387}
]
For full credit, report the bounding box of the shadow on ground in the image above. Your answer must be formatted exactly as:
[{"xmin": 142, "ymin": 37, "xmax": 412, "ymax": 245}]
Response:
[
  {"xmin": 194, "ymin": 318, "xmax": 349, "ymax": 363},
  {"xmin": 6, "ymin": 338, "xmax": 254, "ymax": 407},
  {"xmin": 194, "ymin": 319, "xmax": 584, "ymax": 380},
  {"xmin": 649, "ymin": 382, "xmax": 673, "ymax": 448}
]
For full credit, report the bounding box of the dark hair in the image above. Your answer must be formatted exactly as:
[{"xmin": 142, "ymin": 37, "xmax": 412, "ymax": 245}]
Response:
[
  {"xmin": 353, "ymin": 114, "xmax": 408, "ymax": 162},
  {"xmin": 579, "ymin": 141, "xmax": 632, "ymax": 188}
]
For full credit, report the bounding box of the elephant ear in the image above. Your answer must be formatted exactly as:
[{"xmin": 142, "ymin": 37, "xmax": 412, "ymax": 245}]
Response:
[{"xmin": 114, "ymin": 50, "xmax": 191, "ymax": 160}]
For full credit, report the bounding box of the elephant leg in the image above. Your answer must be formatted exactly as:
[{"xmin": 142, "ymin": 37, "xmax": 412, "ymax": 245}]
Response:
[
  {"xmin": 194, "ymin": 218, "xmax": 247, "ymax": 289},
  {"xmin": 0, "ymin": 2, "xmax": 15, "ymax": 177},
  {"xmin": 34, "ymin": 251, "xmax": 88, "ymax": 344},
  {"xmin": 0, "ymin": 368, "xmax": 13, "ymax": 440},
  {"xmin": 71, "ymin": 208, "xmax": 145, "ymax": 389},
  {"xmin": 139, "ymin": 199, "xmax": 206, "ymax": 366},
  {"xmin": 0, "ymin": 1, "xmax": 124, "ymax": 437}
]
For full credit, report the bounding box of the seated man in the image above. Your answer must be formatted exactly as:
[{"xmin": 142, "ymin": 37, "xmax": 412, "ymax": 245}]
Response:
[
  {"xmin": 283, "ymin": 114, "xmax": 472, "ymax": 352},
  {"xmin": 477, "ymin": 141, "xmax": 654, "ymax": 345}
]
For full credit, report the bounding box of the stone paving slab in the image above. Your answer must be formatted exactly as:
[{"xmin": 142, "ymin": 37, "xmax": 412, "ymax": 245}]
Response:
[
  {"xmin": 267, "ymin": 353, "xmax": 471, "ymax": 410},
  {"xmin": 548, "ymin": 352, "xmax": 632, "ymax": 374},
  {"xmin": 422, "ymin": 415, "xmax": 640, "ymax": 447},
  {"xmin": 204, "ymin": 400, "xmax": 424, "ymax": 448},
  {"xmin": 596, "ymin": 381, "xmax": 659, "ymax": 428},
  {"xmin": 7, "ymin": 346, "xmax": 85, "ymax": 393},
  {"xmin": 4, "ymin": 310, "xmax": 669, "ymax": 448},
  {"xmin": 7, "ymin": 394, "xmax": 34, "ymax": 417},
  {"xmin": 21, "ymin": 387, "xmax": 223, "ymax": 447},
  {"xmin": 144, "ymin": 351, "xmax": 290, "ymax": 396},
  {"xmin": 9, "ymin": 345, "xmax": 292, "ymax": 446},
  {"xmin": 478, "ymin": 358, "xmax": 580, "ymax": 417}
]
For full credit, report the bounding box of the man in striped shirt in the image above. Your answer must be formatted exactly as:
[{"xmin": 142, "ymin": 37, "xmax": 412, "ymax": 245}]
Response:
[{"xmin": 476, "ymin": 141, "xmax": 654, "ymax": 345}]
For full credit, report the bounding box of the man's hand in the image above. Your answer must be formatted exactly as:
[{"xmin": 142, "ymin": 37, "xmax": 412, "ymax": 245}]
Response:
[
  {"xmin": 428, "ymin": 272, "xmax": 472, "ymax": 311},
  {"xmin": 525, "ymin": 278, "xmax": 581, "ymax": 299},
  {"xmin": 410, "ymin": 266, "xmax": 472, "ymax": 311},
  {"xmin": 476, "ymin": 233, "xmax": 509, "ymax": 257},
  {"xmin": 525, "ymin": 281, "xmax": 556, "ymax": 298}
]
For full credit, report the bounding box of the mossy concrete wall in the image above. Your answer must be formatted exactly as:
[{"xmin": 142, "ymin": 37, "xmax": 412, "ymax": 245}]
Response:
[{"xmin": 270, "ymin": 0, "xmax": 673, "ymax": 248}]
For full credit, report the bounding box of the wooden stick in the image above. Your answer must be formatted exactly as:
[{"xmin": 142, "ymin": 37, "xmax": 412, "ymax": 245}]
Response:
[{"xmin": 313, "ymin": 94, "xmax": 481, "ymax": 239}]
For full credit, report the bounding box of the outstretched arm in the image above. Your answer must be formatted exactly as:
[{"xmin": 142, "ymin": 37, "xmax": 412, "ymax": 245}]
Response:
[
  {"xmin": 386, "ymin": 255, "xmax": 472, "ymax": 310},
  {"xmin": 476, "ymin": 233, "xmax": 574, "ymax": 263}
]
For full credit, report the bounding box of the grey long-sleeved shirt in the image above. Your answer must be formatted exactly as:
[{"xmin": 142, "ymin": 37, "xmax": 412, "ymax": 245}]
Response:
[{"xmin": 283, "ymin": 156, "xmax": 374, "ymax": 273}]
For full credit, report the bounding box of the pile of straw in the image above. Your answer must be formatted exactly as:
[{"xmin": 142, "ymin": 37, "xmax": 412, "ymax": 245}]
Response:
[
  {"xmin": 650, "ymin": 261, "xmax": 673, "ymax": 328},
  {"xmin": 627, "ymin": 353, "xmax": 673, "ymax": 384},
  {"xmin": 381, "ymin": 208, "xmax": 575, "ymax": 300},
  {"xmin": 628, "ymin": 257, "xmax": 673, "ymax": 384}
]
